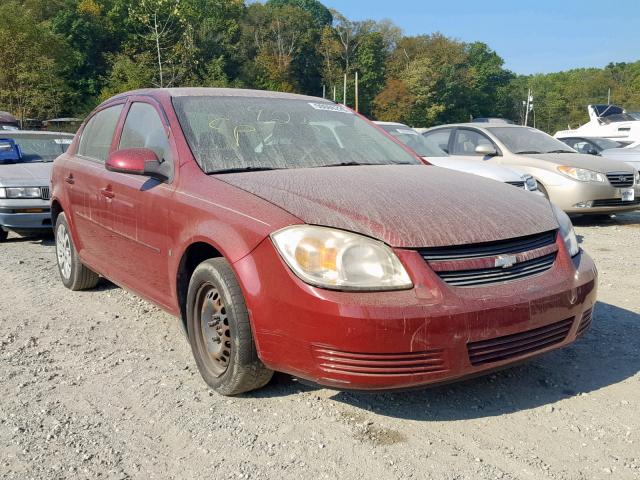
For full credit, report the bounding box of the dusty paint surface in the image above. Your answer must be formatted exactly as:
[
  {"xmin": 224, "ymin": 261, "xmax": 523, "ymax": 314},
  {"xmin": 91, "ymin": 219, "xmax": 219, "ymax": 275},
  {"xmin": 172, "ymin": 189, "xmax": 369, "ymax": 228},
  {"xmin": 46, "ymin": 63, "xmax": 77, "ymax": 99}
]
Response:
[{"xmin": 218, "ymin": 165, "xmax": 558, "ymax": 248}]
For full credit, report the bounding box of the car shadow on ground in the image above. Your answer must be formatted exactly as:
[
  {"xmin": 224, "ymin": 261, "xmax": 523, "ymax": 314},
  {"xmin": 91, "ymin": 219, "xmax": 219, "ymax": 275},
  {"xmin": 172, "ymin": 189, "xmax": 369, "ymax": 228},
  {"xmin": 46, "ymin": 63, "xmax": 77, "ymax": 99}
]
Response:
[
  {"xmin": 4, "ymin": 232, "xmax": 54, "ymax": 246},
  {"xmin": 255, "ymin": 302, "xmax": 640, "ymax": 421},
  {"xmin": 571, "ymin": 210, "xmax": 640, "ymax": 227}
]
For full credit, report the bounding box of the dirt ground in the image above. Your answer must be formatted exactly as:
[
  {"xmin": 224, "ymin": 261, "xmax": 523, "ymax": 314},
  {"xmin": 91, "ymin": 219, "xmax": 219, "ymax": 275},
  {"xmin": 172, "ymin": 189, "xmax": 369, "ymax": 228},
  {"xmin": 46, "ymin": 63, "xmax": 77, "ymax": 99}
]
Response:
[{"xmin": 1, "ymin": 212, "xmax": 639, "ymax": 480}]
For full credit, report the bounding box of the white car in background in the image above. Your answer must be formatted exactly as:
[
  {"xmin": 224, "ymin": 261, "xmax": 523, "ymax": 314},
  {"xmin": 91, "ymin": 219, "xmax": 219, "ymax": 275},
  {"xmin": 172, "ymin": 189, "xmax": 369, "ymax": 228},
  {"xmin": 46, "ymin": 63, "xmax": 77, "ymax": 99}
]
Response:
[
  {"xmin": 557, "ymin": 136, "xmax": 640, "ymax": 172},
  {"xmin": 555, "ymin": 104, "xmax": 640, "ymax": 146},
  {"xmin": 374, "ymin": 121, "xmax": 539, "ymax": 192}
]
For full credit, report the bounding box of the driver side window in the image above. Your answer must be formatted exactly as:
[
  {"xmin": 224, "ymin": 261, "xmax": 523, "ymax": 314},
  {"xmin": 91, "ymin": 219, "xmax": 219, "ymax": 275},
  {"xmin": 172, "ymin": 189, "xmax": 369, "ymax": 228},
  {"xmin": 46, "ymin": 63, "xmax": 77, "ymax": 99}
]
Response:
[
  {"xmin": 452, "ymin": 129, "xmax": 494, "ymax": 155},
  {"xmin": 119, "ymin": 103, "xmax": 172, "ymax": 164}
]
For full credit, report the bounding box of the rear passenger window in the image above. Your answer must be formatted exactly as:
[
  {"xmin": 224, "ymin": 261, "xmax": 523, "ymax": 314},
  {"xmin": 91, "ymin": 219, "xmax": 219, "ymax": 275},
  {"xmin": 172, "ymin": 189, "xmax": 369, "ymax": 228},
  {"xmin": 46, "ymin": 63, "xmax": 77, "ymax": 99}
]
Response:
[
  {"xmin": 77, "ymin": 104, "xmax": 123, "ymax": 162},
  {"xmin": 119, "ymin": 103, "xmax": 172, "ymax": 163}
]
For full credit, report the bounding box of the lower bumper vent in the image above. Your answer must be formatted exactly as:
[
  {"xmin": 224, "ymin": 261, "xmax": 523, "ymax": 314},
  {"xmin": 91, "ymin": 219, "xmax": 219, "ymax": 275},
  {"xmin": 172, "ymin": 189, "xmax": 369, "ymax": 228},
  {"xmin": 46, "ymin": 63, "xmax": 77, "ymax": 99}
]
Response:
[
  {"xmin": 467, "ymin": 317, "xmax": 573, "ymax": 366},
  {"xmin": 576, "ymin": 308, "xmax": 593, "ymax": 337},
  {"xmin": 312, "ymin": 346, "xmax": 448, "ymax": 376}
]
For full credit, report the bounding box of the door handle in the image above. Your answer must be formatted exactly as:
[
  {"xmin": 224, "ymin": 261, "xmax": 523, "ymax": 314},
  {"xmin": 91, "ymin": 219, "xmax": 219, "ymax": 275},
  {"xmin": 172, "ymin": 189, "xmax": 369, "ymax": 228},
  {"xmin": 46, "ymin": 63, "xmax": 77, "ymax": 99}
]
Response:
[
  {"xmin": 64, "ymin": 174, "xmax": 74, "ymax": 184},
  {"xmin": 100, "ymin": 187, "xmax": 115, "ymax": 199}
]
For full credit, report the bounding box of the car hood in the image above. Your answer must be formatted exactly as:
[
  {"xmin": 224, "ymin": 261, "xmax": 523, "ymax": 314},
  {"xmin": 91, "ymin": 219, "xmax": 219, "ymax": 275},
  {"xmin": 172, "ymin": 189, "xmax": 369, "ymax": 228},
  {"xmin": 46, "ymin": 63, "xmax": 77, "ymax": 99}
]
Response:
[
  {"xmin": 523, "ymin": 153, "xmax": 634, "ymax": 173},
  {"xmin": 423, "ymin": 156, "xmax": 522, "ymax": 182},
  {"xmin": 601, "ymin": 148, "xmax": 640, "ymax": 158},
  {"xmin": 216, "ymin": 165, "xmax": 557, "ymax": 248},
  {"xmin": 0, "ymin": 162, "xmax": 52, "ymax": 186}
]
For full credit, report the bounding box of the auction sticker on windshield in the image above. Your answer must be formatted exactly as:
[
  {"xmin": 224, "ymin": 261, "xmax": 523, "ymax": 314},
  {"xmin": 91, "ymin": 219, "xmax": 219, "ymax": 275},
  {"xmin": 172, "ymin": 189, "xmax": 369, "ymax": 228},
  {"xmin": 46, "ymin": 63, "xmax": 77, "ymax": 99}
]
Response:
[{"xmin": 621, "ymin": 188, "xmax": 635, "ymax": 202}]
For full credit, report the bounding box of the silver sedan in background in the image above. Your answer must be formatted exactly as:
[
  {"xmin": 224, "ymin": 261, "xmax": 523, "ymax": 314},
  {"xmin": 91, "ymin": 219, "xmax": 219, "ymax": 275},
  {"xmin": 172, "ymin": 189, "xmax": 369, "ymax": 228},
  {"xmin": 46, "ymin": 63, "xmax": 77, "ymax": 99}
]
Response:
[
  {"xmin": 422, "ymin": 124, "xmax": 640, "ymax": 215},
  {"xmin": 0, "ymin": 131, "xmax": 73, "ymax": 241}
]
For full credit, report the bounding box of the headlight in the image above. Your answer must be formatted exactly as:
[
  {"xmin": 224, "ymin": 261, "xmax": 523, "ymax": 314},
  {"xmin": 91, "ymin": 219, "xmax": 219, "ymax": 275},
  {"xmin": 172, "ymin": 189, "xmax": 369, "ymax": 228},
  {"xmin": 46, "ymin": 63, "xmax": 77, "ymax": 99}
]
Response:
[
  {"xmin": 1, "ymin": 187, "xmax": 42, "ymax": 198},
  {"xmin": 551, "ymin": 204, "xmax": 579, "ymax": 257},
  {"xmin": 0, "ymin": 187, "xmax": 5, "ymax": 198},
  {"xmin": 557, "ymin": 166, "xmax": 607, "ymax": 183},
  {"xmin": 523, "ymin": 175, "xmax": 538, "ymax": 191},
  {"xmin": 271, "ymin": 225, "xmax": 413, "ymax": 291}
]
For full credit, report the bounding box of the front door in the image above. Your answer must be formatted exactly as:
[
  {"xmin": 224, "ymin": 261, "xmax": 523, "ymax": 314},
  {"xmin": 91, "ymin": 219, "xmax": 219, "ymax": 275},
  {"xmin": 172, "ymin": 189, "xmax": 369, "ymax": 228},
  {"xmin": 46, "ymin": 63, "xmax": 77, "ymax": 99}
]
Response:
[{"xmin": 101, "ymin": 100, "xmax": 176, "ymax": 308}]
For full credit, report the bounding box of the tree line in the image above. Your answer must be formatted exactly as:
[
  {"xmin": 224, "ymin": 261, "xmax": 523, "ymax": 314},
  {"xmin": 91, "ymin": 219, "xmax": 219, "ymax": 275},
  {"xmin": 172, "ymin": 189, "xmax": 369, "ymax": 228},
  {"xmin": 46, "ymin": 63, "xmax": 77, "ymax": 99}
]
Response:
[{"xmin": 1, "ymin": 0, "xmax": 639, "ymax": 133}]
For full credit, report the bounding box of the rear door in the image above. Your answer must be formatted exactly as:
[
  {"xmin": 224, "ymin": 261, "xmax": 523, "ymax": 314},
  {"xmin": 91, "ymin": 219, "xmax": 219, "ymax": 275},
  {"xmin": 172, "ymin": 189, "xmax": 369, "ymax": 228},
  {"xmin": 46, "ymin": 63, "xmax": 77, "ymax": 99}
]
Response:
[
  {"xmin": 100, "ymin": 99, "xmax": 177, "ymax": 307},
  {"xmin": 64, "ymin": 103, "xmax": 124, "ymax": 275}
]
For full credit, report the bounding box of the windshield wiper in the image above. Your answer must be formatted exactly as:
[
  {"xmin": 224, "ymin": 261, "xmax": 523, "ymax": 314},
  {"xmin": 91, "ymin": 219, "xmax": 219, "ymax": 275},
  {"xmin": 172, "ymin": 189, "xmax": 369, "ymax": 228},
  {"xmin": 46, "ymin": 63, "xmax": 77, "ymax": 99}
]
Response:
[
  {"xmin": 320, "ymin": 162, "xmax": 413, "ymax": 168},
  {"xmin": 545, "ymin": 149, "xmax": 574, "ymax": 154},
  {"xmin": 209, "ymin": 166, "xmax": 282, "ymax": 174},
  {"xmin": 514, "ymin": 150, "xmax": 542, "ymax": 154}
]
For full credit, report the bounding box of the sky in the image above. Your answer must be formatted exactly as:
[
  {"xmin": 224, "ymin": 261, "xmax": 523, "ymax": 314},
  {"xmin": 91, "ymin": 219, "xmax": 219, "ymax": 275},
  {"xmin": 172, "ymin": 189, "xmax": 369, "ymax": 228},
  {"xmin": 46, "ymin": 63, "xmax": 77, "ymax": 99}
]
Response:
[{"xmin": 321, "ymin": 0, "xmax": 640, "ymax": 75}]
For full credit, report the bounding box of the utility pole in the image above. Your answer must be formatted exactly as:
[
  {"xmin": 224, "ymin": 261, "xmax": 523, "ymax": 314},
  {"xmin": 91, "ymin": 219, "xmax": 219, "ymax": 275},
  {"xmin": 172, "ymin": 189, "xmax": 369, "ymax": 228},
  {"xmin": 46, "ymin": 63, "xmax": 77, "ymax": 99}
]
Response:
[
  {"xmin": 333, "ymin": 85, "xmax": 336, "ymax": 102},
  {"xmin": 355, "ymin": 72, "xmax": 359, "ymax": 113},
  {"xmin": 343, "ymin": 73, "xmax": 347, "ymax": 106},
  {"xmin": 607, "ymin": 88, "xmax": 611, "ymax": 104},
  {"xmin": 322, "ymin": 84, "xmax": 326, "ymax": 99},
  {"xmin": 523, "ymin": 89, "xmax": 533, "ymax": 126}
]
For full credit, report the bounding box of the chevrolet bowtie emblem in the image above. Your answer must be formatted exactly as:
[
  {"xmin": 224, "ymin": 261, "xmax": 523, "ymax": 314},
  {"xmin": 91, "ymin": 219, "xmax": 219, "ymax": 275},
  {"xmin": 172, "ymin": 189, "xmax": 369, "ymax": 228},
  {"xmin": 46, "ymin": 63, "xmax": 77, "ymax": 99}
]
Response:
[{"xmin": 494, "ymin": 254, "xmax": 517, "ymax": 269}]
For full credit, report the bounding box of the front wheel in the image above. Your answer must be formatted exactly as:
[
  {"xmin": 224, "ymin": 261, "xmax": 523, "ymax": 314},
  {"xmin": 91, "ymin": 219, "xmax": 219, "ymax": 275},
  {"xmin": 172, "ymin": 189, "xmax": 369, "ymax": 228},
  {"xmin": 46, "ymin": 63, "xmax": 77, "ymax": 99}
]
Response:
[
  {"xmin": 186, "ymin": 258, "xmax": 273, "ymax": 395},
  {"xmin": 55, "ymin": 213, "xmax": 99, "ymax": 290},
  {"xmin": 0, "ymin": 228, "xmax": 7, "ymax": 242}
]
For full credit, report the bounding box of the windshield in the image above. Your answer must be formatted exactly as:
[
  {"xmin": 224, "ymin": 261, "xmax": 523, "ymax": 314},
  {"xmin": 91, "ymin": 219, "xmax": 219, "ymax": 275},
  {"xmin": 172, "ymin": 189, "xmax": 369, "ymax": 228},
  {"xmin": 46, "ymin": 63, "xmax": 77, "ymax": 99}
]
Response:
[
  {"xmin": 0, "ymin": 135, "xmax": 73, "ymax": 163},
  {"xmin": 378, "ymin": 124, "xmax": 446, "ymax": 157},
  {"xmin": 172, "ymin": 96, "xmax": 420, "ymax": 174},
  {"xmin": 590, "ymin": 138, "xmax": 622, "ymax": 150},
  {"xmin": 488, "ymin": 127, "xmax": 575, "ymax": 154}
]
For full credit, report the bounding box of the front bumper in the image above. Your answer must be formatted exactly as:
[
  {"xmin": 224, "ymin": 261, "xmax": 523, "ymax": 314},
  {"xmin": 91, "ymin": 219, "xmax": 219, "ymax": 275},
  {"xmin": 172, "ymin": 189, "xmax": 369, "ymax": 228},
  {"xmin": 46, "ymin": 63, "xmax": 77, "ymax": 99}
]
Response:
[
  {"xmin": 234, "ymin": 238, "xmax": 598, "ymax": 391},
  {"xmin": 547, "ymin": 179, "xmax": 640, "ymax": 214},
  {"xmin": 0, "ymin": 199, "xmax": 52, "ymax": 231}
]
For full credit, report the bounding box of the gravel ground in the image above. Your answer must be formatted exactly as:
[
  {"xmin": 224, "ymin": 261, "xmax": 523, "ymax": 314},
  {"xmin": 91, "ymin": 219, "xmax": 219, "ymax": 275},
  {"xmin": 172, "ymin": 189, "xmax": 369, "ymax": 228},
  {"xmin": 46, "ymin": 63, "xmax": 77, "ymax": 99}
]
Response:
[{"xmin": 1, "ymin": 212, "xmax": 639, "ymax": 480}]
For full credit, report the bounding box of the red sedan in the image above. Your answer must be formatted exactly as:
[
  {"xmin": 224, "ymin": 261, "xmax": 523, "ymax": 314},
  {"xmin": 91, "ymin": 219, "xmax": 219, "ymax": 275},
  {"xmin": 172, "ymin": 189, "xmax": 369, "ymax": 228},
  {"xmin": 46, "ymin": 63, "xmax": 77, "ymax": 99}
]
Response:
[{"xmin": 50, "ymin": 88, "xmax": 597, "ymax": 395}]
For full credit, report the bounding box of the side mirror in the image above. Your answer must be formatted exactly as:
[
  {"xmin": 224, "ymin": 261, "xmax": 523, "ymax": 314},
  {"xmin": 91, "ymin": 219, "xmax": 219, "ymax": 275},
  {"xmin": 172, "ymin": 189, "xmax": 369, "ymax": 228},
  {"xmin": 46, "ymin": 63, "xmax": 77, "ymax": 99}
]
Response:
[
  {"xmin": 475, "ymin": 144, "xmax": 497, "ymax": 156},
  {"xmin": 106, "ymin": 148, "xmax": 169, "ymax": 181},
  {"xmin": 587, "ymin": 148, "xmax": 599, "ymax": 156}
]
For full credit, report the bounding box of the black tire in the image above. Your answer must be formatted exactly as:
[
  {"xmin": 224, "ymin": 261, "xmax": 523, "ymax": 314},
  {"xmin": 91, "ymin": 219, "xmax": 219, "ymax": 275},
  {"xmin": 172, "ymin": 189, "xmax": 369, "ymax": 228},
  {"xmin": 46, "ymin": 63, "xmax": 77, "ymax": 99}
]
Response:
[
  {"xmin": 0, "ymin": 228, "xmax": 7, "ymax": 242},
  {"xmin": 55, "ymin": 213, "xmax": 99, "ymax": 291},
  {"xmin": 186, "ymin": 258, "xmax": 273, "ymax": 395}
]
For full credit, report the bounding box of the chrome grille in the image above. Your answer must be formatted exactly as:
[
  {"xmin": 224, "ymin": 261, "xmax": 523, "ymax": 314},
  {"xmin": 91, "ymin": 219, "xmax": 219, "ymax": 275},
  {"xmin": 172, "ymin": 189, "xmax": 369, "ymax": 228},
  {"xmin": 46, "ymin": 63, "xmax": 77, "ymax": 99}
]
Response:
[
  {"xmin": 40, "ymin": 186, "xmax": 50, "ymax": 200},
  {"xmin": 436, "ymin": 253, "xmax": 556, "ymax": 287},
  {"xmin": 467, "ymin": 317, "xmax": 573, "ymax": 366},
  {"xmin": 606, "ymin": 171, "xmax": 635, "ymax": 187},
  {"xmin": 419, "ymin": 230, "xmax": 558, "ymax": 287},
  {"xmin": 420, "ymin": 230, "xmax": 557, "ymax": 261}
]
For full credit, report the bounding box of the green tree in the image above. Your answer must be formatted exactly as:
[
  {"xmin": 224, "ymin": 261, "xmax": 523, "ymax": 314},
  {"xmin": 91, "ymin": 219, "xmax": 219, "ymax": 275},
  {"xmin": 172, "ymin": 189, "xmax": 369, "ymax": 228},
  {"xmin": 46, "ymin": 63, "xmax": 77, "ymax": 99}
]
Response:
[
  {"xmin": 354, "ymin": 32, "xmax": 385, "ymax": 115},
  {"xmin": 0, "ymin": 1, "xmax": 71, "ymax": 122},
  {"xmin": 266, "ymin": 0, "xmax": 332, "ymax": 27}
]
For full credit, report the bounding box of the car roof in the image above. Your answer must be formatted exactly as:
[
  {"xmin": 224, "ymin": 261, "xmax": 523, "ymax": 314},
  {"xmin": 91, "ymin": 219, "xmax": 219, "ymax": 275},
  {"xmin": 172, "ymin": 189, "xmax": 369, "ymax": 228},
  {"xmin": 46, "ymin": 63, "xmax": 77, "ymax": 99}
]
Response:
[
  {"xmin": 109, "ymin": 87, "xmax": 329, "ymax": 103},
  {"xmin": 426, "ymin": 123, "xmax": 527, "ymax": 130}
]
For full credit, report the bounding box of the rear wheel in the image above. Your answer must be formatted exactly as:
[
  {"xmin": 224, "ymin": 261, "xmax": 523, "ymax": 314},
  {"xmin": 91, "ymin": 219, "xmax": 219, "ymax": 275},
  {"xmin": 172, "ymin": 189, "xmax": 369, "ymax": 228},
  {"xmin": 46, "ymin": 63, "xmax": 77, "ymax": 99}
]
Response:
[
  {"xmin": 0, "ymin": 228, "xmax": 7, "ymax": 242},
  {"xmin": 186, "ymin": 258, "xmax": 273, "ymax": 395},
  {"xmin": 55, "ymin": 213, "xmax": 99, "ymax": 290}
]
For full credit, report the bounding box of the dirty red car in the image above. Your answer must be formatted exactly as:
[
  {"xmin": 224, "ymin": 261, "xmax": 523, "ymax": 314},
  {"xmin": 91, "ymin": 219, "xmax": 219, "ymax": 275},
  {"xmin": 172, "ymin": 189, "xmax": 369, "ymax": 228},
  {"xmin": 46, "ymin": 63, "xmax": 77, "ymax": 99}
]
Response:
[{"xmin": 51, "ymin": 88, "xmax": 598, "ymax": 395}]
